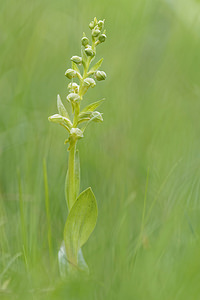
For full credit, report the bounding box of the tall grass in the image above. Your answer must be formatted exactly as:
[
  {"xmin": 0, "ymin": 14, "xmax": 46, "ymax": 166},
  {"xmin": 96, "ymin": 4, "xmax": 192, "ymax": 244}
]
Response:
[{"xmin": 1, "ymin": 0, "xmax": 200, "ymax": 299}]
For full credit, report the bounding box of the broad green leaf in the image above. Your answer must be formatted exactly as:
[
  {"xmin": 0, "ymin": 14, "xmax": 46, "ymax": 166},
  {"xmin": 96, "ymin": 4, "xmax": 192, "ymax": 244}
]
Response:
[
  {"xmin": 75, "ymin": 150, "xmax": 80, "ymax": 199},
  {"xmin": 88, "ymin": 58, "xmax": 103, "ymax": 74},
  {"xmin": 57, "ymin": 94, "xmax": 69, "ymax": 119},
  {"xmin": 82, "ymin": 98, "xmax": 105, "ymax": 113},
  {"xmin": 58, "ymin": 242, "xmax": 89, "ymax": 277},
  {"xmin": 64, "ymin": 187, "xmax": 98, "ymax": 265}
]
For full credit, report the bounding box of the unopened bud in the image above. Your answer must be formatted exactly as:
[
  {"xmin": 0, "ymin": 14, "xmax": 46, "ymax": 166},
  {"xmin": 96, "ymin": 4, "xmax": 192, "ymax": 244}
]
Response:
[
  {"xmin": 98, "ymin": 20, "xmax": 104, "ymax": 30},
  {"xmin": 67, "ymin": 93, "xmax": 80, "ymax": 103},
  {"xmin": 89, "ymin": 21, "xmax": 95, "ymax": 30},
  {"xmin": 89, "ymin": 17, "xmax": 97, "ymax": 30},
  {"xmin": 92, "ymin": 28, "xmax": 101, "ymax": 37},
  {"xmin": 92, "ymin": 111, "xmax": 103, "ymax": 122},
  {"xmin": 70, "ymin": 128, "xmax": 83, "ymax": 139},
  {"xmin": 83, "ymin": 78, "xmax": 96, "ymax": 88},
  {"xmin": 48, "ymin": 114, "xmax": 63, "ymax": 123},
  {"xmin": 95, "ymin": 70, "xmax": 107, "ymax": 81},
  {"xmin": 65, "ymin": 69, "xmax": 77, "ymax": 79},
  {"xmin": 85, "ymin": 47, "xmax": 95, "ymax": 57},
  {"xmin": 68, "ymin": 82, "xmax": 79, "ymax": 93},
  {"xmin": 98, "ymin": 34, "xmax": 107, "ymax": 43},
  {"xmin": 81, "ymin": 36, "xmax": 89, "ymax": 47},
  {"xmin": 71, "ymin": 56, "xmax": 82, "ymax": 64}
]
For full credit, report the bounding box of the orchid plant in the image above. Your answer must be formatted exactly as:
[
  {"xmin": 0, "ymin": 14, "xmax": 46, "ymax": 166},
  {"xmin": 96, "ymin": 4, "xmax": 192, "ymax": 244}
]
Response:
[{"xmin": 48, "ymin": 17, "xmax": 107, "ymax": 275}]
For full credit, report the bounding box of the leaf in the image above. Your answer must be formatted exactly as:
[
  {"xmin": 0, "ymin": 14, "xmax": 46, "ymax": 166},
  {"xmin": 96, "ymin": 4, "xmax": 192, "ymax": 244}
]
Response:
[
  {"xmin": 58, "ymin": 241, "xmax": 89, "ymax": 277},
  {"xmin": 88, "ymin": 58, "xmax": 103, "ymax": 74},
  {"xmin": 75, "ymin": 150, "xmax": 80, "ymax": 200},
  {"xmin": 64, "ymin": 187, "xmax": 98, "ymax": 265},
  {"xmin": 57, "ymin": 94, "xmax": 70, "ymax": 119},
  {"xmin": 81, "ymin": 98, "xmax": 105, "ymax": 113}
]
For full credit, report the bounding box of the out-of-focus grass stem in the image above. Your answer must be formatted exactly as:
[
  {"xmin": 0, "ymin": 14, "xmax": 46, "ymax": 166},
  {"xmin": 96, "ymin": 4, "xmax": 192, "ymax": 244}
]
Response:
[
  {"xmin": 17, "ymin": 169, "xmax": 29, "ymax": 270},
  {"xmin": 43, "ymin": 158, "xmax": 53, "ymax": 263}
]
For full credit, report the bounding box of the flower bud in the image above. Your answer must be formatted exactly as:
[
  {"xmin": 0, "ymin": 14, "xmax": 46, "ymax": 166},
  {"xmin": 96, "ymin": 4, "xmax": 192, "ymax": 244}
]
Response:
[
  {"xmin": 85, "ymin": 47, "xmax": 95, "ymax": 57},
  {"xmin": 89, "ymin": 21, "xmax": 95, "ymax": 30},
  {"xmin": 70, "ymin": 128, "xmax": 83, "ymax": 139},
  {"xmin": 65, "ymin": 69, "xmax": 77, "ymax": 79},
  {"xmin": 98, "ymin": 34, "xmax": 107, "ymax": 43},
  {"xmin": 48, "ymin": 114, "xmax": 63, "ymax": 123},
  {"xmin": 67, "ymin": 93, "xmax": 80, "ymax": 103},
  {"xmin": 83, "ymin": 78, "xmax": 96, "ymax": 88},
  {"xmin": 98, "ymin": 20, "xmax": 104, "ymax": 30},
  {"xmin": 89, "ymin": 17, "xmax": 97, "ymax": 30},
  {"xmin": 71, "ymin": 56, "xmax": 82, "ymax": 64},
  {"xmin": 68, "ymin": 82, "xmax": 79, "ymax": 93},
  {"xmin": 92, "ymin": 111, "xmax": 103, "ymax": 122},
  {"xmin": 92, "ymin": 28, "xmax": 101, "ymax": 37},
  {"xmin": 95, "ymin": 70, "xmax": 107, "ymax": 81},
  {"xmin": 81, "ymin": 36, "xmax": 89, "ymax": 47}
]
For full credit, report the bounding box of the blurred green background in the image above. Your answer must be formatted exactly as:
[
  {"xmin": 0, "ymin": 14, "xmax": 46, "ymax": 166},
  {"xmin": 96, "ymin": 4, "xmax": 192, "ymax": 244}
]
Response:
[{"xmin": 1, "ymin": 0, "xmax": 200, "ymax": 299}]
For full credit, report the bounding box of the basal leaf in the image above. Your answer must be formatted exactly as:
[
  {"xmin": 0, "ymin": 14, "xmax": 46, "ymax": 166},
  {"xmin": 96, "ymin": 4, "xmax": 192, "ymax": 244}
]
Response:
[
  {"xmin": 57, "ymin": 94, "xmax": 69, "ymax": 119},
  {"xmin": 64, "ymin": 187, "xmax": 98, "ymax": 265},
  {"xmin": 81, "ymin": 98, "xmax": 105, "ymax": 113},
  {"xmin": 58, "ymin": 242, "xmax": 89, "ymax": 277}
]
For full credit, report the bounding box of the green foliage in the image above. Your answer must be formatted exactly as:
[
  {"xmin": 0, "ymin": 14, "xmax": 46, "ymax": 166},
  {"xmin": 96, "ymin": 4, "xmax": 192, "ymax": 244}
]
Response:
[
  {"xmin": 64, "ymin": 188, "xmax": 98, "ymax": 266},
  {"xmin": 58, "ymin": 243, "xmax": 89, "ymax": 277},
  {"xmin": 88, "ymin": 58, "xmax": 104, "ymax": 75},
  {"xmin": 81, "ymin": 98, "xmax": 105, "ymax": 113},
  {"xmin": 57, "ymin": 94, "xmax": 70, "ymax": 119},
  {"xmin": 1, "ymin": 1, "xmax": 200, "ymax": 299}
]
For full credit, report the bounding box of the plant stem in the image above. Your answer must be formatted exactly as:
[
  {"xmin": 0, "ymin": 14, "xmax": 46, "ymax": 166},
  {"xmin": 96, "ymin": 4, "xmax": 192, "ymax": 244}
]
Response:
[
  {"xmin": 43, "ymin": 159, "xmax": 53, "ymax": 262},
  {"xmin": 68, "ymin": 142, "xmax": 77, "ymax": 211}
]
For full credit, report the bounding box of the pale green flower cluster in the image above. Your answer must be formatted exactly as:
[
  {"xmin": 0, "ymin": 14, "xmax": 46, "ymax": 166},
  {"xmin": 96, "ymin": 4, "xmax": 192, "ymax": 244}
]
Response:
[{"xmin": 49, "ymin": 17, "xmax": 107, "ymax": 150}]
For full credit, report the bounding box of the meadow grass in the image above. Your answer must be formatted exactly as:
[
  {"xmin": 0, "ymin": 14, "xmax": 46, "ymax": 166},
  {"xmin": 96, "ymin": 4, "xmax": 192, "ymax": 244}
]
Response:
[{"xmin": 1, "ymin": 0, "xmax": 200, "ymax": 299}]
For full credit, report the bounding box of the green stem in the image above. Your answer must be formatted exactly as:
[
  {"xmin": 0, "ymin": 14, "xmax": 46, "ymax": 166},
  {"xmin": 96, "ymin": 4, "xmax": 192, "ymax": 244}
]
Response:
[{"xmin": 68, "ymin": 142, "xmax": 77, "ymax": 211}]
